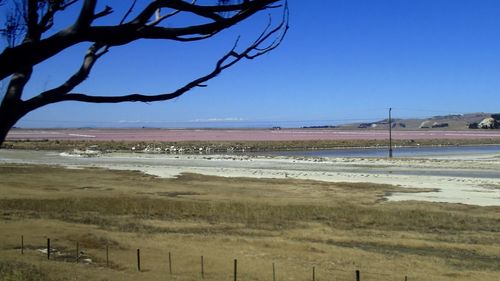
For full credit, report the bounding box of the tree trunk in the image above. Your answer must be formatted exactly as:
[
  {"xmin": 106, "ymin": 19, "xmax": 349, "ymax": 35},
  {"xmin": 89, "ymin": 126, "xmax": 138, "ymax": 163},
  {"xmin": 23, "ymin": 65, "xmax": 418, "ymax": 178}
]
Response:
[{"xmin": 0, "ymin": 98, "xmax": 26, "ymax": 147}]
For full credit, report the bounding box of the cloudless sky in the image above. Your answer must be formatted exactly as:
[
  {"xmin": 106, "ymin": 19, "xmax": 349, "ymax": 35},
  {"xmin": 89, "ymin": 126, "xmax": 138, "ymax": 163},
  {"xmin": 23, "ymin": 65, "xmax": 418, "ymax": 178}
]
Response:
[{"xmin": 2, "ymin": 0, "xmax": 500, "ymax": 128}]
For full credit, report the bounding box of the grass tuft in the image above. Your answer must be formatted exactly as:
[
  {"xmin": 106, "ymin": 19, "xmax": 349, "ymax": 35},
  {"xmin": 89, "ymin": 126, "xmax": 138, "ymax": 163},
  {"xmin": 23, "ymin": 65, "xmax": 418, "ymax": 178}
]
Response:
[{"xmin": 0, "ymin": 261, "xmax": 57, "ymax": 281}]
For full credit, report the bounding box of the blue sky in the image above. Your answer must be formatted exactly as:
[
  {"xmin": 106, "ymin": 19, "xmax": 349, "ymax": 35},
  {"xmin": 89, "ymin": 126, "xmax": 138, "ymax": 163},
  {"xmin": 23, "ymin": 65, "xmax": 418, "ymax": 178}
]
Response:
[{"xmin": 3, "ymin": 0, "xmax": 500, "ymax": 128}]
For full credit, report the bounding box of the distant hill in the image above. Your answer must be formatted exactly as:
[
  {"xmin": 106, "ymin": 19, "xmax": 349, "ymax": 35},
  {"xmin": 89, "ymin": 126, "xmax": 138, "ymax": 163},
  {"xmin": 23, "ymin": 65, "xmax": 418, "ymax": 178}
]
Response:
[{"xmin": 335, "ymin": 113, "xmax": 499, "ymax": 130}]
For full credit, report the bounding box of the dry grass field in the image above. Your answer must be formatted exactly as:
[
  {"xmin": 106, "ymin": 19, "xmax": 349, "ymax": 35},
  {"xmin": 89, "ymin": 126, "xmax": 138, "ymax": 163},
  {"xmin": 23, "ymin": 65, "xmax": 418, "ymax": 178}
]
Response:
[{"xmin": 0, "ymin": 164, "xmax": 499, "ymax": 281}]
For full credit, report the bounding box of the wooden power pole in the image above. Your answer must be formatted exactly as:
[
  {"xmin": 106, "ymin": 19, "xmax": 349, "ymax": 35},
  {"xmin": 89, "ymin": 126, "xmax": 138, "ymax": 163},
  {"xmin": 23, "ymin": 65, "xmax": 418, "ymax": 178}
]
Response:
[{"xmin": 389, "ymin": 107, "xmax": 393, "ymax": 158}]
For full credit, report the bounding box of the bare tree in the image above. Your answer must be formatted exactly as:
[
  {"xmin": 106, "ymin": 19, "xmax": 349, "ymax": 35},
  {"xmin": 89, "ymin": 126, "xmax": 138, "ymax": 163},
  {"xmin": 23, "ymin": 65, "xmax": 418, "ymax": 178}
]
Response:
[{"xmin": 0, "ymin": 0, "xmax": 288, "ymax": 145}]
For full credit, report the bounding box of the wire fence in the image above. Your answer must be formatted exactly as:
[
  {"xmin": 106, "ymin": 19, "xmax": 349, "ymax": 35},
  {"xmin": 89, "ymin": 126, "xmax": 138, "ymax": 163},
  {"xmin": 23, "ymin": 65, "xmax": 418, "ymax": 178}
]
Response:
[{"xmin": 7, "ymin": 235, "xmax": 417, "ymax": 281}]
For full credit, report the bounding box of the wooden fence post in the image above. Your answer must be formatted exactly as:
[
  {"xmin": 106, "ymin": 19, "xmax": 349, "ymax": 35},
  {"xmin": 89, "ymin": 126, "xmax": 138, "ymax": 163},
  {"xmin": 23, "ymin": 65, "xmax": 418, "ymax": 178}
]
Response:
[
  {"xmin": 168, "ymin": 252, "xmax": 172, "ymax": 275},
  {"xmin": 106, "ymin": 244, "xmax": 109, "ymax": 267},
  {"xmin": 234, "ymin": 259, "xmax": 238, "ymax": 281},
  {"xmin": 201, "ymin": 255, "xmax": 204, "ymax": 279},
  {"xmin": 137, "ymin": 249, "xmax": 141, "ymax": 272},
  {"xmin": 405, "ymin": 276, "xmax": 408, "ymax": 281},
  {"xmin": 21, "ymin": 235, "xmax": 24, "ymax": 255},
  {"xmin": 47, "ymin": 238, "xmax": 50, "ymax": 260},
  {"xmin": 76, "ymin": 242, "xmax": 79, "ymax": 263},
  {"xmin": 312, "ymin": 266, "xmax": 316, "ymax": 281},
  {"xmin": 272, "ymin": 263, "xmax": 276, "ymax": 281},
  {"xmin": 356, "ymin": 270, "xmax": 360, "ymax": 281}
]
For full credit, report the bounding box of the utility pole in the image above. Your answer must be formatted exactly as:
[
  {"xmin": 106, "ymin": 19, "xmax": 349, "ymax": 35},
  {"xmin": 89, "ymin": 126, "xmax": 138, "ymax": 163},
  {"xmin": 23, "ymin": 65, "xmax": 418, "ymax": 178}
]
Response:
[{"xmin": 389, "ymin": 107, "xmax": 393, "ymax": 158}]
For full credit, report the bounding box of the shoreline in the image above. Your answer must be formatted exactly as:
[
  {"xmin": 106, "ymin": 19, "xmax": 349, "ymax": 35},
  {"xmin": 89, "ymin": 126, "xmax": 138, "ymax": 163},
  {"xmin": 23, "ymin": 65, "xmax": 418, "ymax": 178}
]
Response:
[
  {"xmin": 3, "ymin": 128, "xmax": 500, "ymax": 153},
  {"xmin": 1, "ymin": 149, "xmax": 500, "ymax": 207},
  {"xmin": 3, "ymin": 137, "xmax": 500, "ymax": 154}
]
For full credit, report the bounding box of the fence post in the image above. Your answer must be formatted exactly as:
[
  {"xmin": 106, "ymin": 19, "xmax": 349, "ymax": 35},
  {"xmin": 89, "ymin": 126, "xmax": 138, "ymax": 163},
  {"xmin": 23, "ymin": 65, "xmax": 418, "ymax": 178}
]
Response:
[
  {"xmin": 47, "ymin": 238, "xmax": 50, "ymax": 260},
  {"xmin": 137, "ymin": 249, "xmax": 141, "ymax": 272},
  {"xmin": 312, "ymin": 266, "xmax": 316, "ymax": 281},
  {"xmin": 356, "ymin": 270, "xmax": 360, "ymax": 281},
  {"xmin": 272, "ymin": 263, "xmax": 276, "ymax": 281},
  {"xmin": 21, "ymin": 235, "xmax": 24, "ymax": 255},
  {"xmin": 201, "ymin": 255, "xmax": 204, "ymax": 279},
  {"xmin": 405, "ymin": 276, "xmax": 408, "ymax": 281},
  {"xmin": 234, "ymin": 259, "xmax": 238, "ymax": 281},
  {"xmin": 168, "ymin": 252, "xmax": 172, "ymax": 275},
  {"xmin": 106, "ymin": 244, "xmax": 109, "ymax": 267},
  {"xmin": 76, "ymin": 242, "xmax": 79, "ymax": 263}
]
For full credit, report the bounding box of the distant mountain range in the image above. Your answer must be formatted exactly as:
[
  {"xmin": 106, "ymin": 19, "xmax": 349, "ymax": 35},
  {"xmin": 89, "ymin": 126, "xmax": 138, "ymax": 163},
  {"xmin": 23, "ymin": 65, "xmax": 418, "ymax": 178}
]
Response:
[{"xmin": 313, "ymin": 113, "xmax": 500, "ymax": 130}]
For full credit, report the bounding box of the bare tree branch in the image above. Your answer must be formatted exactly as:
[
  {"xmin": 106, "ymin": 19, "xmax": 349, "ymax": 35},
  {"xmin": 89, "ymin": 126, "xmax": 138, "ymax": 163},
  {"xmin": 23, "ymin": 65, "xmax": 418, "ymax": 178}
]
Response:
[
  {"xmin": 0, "ymin": 0, "xmax": 280, "ymax": 80},
  {"xmin": 0, "ymin": 0, "xmax": 287, "ymax": 145},
  {"xmin": 142, "ymin": 0, "xmax": 225, "ymax": 22},
  {"xmin": 25, "ymin": 0, "xmax": 288, "ymax": 109},
  {"xmin": 119, "ymin": 0, "xmax": 138, "ymax": 25},
  {"xmin": 31, "ymin": 43, "xmax": 107, "ymax": 102},
  {"xmin": 147, "ymin": 0, "xmax": 197, "ymax": 27},
  {"xmin": 39, "ymin": 0, "xmax": 79, "ymax": 32},
  {"xmin": 26, "ymin": 0, "xmax": 39, "ymax": 40},
  {"xmin": 132, "ymin": 0, "xmax": 268, "ymax": 25},
  {"xmin": 93, "ymin": 5, "xmax": 113, "ymax": 20},
  {"xmin": 0, "ymin": 6, "xmax": 24, "ymax": 47},
  {"xmin": 74, "ymin": 0, "xmax": 98, "ymax": 30},
  {"xmin": 4, "ymin": 66, "xmax": 33, "ymax": 105}
]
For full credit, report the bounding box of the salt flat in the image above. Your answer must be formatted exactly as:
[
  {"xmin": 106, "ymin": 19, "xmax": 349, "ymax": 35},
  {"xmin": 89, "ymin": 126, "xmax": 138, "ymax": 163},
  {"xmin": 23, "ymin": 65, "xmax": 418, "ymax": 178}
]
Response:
[{"xmin": 1, "ymin": 149, "xmax": 499, "ymax": 206}]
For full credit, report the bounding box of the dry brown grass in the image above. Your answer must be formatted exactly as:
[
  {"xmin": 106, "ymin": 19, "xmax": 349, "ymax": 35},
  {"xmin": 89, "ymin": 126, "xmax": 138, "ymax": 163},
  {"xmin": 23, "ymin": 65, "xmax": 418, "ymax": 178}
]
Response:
[{"xmin": 1, "ymin": 164, "xmax": 499, "ymax": 281}]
